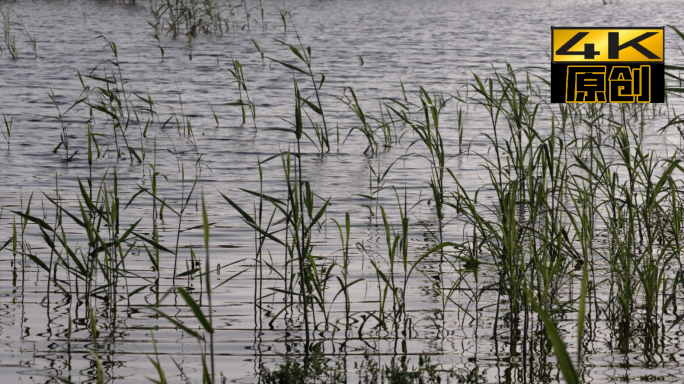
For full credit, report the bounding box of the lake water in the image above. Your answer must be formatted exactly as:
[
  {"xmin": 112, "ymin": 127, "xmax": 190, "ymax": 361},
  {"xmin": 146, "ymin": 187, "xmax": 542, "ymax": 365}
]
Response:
[{"xmin": 1, "ymin": 0, "xmax": 684, "ymax": 382}]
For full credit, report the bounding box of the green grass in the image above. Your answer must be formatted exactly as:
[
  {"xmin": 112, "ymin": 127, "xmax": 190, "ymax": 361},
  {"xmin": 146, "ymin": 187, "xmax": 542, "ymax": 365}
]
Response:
[{"xmin": 3, "ymin": 6, "xmax": 684, "ymax": 384}]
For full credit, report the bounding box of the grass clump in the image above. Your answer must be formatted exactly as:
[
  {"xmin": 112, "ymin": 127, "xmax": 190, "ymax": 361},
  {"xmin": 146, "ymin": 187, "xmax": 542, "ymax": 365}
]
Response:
[{"xmin": 259, "ymin": 349, "xmax": 468, "ymax": 384}]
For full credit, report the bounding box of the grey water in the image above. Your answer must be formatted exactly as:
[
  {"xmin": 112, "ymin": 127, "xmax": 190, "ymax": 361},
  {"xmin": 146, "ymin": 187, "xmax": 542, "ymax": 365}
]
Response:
[{"xmin": 1, "ymin": 0, "xmax": 684, "ymax": 382}]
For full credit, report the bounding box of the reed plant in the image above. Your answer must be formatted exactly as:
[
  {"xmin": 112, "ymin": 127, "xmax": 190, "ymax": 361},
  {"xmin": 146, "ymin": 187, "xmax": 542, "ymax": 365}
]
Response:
[
  {"xmin": 2, "ymin": 114, "xmax": 12, "ymax": 150},
  {"xmin": 1, "ymin": 9, "xmax": 18, "ymax": 59},
  {"xmin": 339, "ymin": 87, "xmax": 378, "ymax": 154},
  {"xmin": 149, "ymin": 0, "xmax": 226, "ymax": 40},
  {"xmin": 225, "ymin": 56, "xmax": 257, "ymax": 129},
  {"xmin": 222, "ymin": 76, "xmax": 333, "ymax": 353},
  {"xmin": 13, "ymin": 12, "xmax": 36, "ymax": 57},
  {"xmin": 269, "ymin": 24, "xmax": 330, "ymax": 153}
]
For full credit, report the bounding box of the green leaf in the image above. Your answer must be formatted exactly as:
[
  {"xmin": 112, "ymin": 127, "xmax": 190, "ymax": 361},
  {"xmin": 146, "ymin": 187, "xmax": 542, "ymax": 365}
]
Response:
[
  {"xmin": 176, "ymin": 268, "xmax": 201, "ymax": 278},
  {"xmin": 143, "ymin": 243, "xmax": 159, "ymax": 270},
  {"xmin": 128, "ymin": 285, "xmax": 149, "ymax": 297},
  {"xmin": 668, "ymin": 25, "xmax": 684, "ymax": 42},
  {"xmin": 132, "ymin": 232, "xmax": 175, "ymax": 255},
  {"xmin": 220, "ymin": 193, "xmax": 255, "ymax": 224},
  {"xmin": 11, "ymin": 211, "xmax": 54, "ymax": 232},
  {"xmin": 266, "ymin": 57, "xmax": 308, "ymax": 74},
  {"xmin": 238, "ymin": 188, "xmax": 285, "ymax": 205},
  {"xmin": 177, "ymin": 287, "xmax": 214, "ymax": 334},
  {"xmin": 27, "ymin": 253, "xmax": 50, "ymax": 272},
  {"xmin": 526, "ymin": 288, "xmax": 580, "ymax": 384},
  {"xmin": 213, "ymin": 269, "xmax": 248, "ymax": 290},
  {"xmin": 294, "ymin": 77, "xmax": 303, "ymax": 140},
  {"xmin": 84, "ymin": 74, "xmax": 116, "ymax": 84},
  {"xmin": 303, "ymin": 98, "xmax": 322, "ymax": 115},
  {"xmin": 152, "ymin": 308, "xmax": 205, "ymax": 341},
  {"xmin": 289, "ymin": 45, "xmax": 306, "ymax": 63},
  {"xmin": 120, "ymin": 218, "xmax": 142, "ymax": 242}
]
